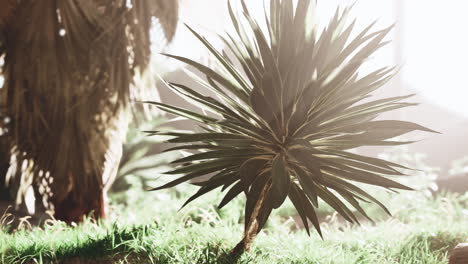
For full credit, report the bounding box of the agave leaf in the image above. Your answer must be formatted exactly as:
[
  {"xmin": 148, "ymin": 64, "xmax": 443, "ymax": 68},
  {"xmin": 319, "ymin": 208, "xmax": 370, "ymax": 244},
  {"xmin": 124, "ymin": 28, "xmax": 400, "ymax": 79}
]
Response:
[
  {"xmin": 145, "ymin": 101, "xmax": 218, "ymax": 124},
  {"xmin": 333, "ymin": 20, "xmax": 379, "ymax": 65},
  {"xmin": 228, "ymin": 1, "xmax": 261, "ymax": 65},
  {"xmin": 150, "ymin": 170, "xmax": 213, "ymax": 191},
  {"xmin": 322, "ymin": 166, "xmax": 413, "ymax": 191},
  {"xmin": 271, "ymin": 154, "xmax": 291, "ymax": 208},
  {"xmin": 319, "ymin": 103, "xmax": 419, "ymax": 132},
  {"xmin": 244, "ymin": 16, "xmax": 281, "ymax": 86},
  {"xmin": 337, "ymin": 190, "xmax": 375, "ymax": 223},
  {"xmin": 221, "ymin": 176, "xmax": 239, "ymax": 192},
  {"xmin": 315, "ymin": 185, "xmax": 358, "ymax": 224},
  {"xmin": 221, "ymin": 34, "xmax": 261, "ymax": 85},
  {"xmin": 334, "ymin": 120, "xmax": 438, "ymax": 134},
  {"xmin": 324, "ymin": 175, "xmax": 391, "ymax": 216},
  {"xmin": 185, "ymin": 24, "xmax": 252, "ymax": 93},
  {"xmin": 342, "ymin": 94, "xmax": 416, "ymax": 116},
  {"xmin": 183, "ymin": 171, "xmax": 239, "ymax": 207},
  {"xmin": 182, "ymin": 68, "xmax": 243, "ymax": 111},
  {"xmin": 165, "ymin": 133, "xmax": 246, "ymax": 143},
  {"xmin": 192, "ymin": 169, "xmax": 237, "ymax": 186},
  {"xmin": 119, "ymin": 153, "xmax": 169, "ymax": 177},
  {"xmin": 351, "ymin": 67, "xmax": 397, "ymax": 96},
  {"xmin": 219, "ymin": 181, "xmax": 244, "ymax": 209},
  {"xmin": 291, "ymin": 183, "xmax": 322, "ymax": 238},
  {"xmin": 321, "ymin": 149, "xmax": 413, "ymax": 171},
  {"xmin": 162, "ymin": 53, "xmax": 249, "ymax": 102},
  {"xmin": 240, "ymin": 158, "xmax": 268, "ymax": 193},
  {"xmin": 250, "ymin": 80, "xmax": 277, "ymax": 126},
  {"xmin": 319, "ymin": 155, "xmax": 404, "ymax": 176},
  {"xmin": 293, "ymin": 164, "xmax": 319, "ymax": 207},
  {"xmin": 313, "ymin": 139, "xmax": 417, "ymax": 150},
  {"xmin": 182, "ymin": 183, "xmax": 222, "ymax": 209},
  {"xmin": 167, "ymin": 82, "xmax": 234, "ymax": 116},
  {"xmin": 328, "ymin": 121, "xmax": 438, "ymax": 143},
  {"xmin": 292, "ymin": 0, "xmax": 311, "ymax": 36},
  {"xmin": 165, "ymin": 158, "xmax": 241, "ymax": 175},
  {"xmin": 277, "ymin": 0, "xmax": 295, "ymax": 76},
  {"xmin": 163, "ymin": 144, "xmax": 228, "ymax": 153},
  {"xmin": 172, "ymin": 149, "xmax": 263, "ymax": 164},
  {"xmin": 288, "ymin": 182, "xmax": 311, "ymax": 235},
  {"xmin": 348, "ymin": 25, "xmax": 394, "ymax": 66},
  {"xmin": 322, "ymin": 19, "xmax": 356, "ymax": 74}
]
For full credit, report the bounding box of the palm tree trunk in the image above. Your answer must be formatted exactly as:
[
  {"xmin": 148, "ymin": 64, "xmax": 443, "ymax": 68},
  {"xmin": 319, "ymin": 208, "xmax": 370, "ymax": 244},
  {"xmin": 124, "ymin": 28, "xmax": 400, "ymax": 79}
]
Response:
[
  {"xmin": 54, "ymin": 177, "xmax": 106, "ymax": 222},
  {"xmin": 1, "ymin": 0, "xmax": 178, "ymax": 224},
  {"xmin": 231, "ymin": 182, "xmax": 272, "ymax": 257},
  {"xmin": 53, "ymin": 119, "xmax": 124, "ymax": 223}
]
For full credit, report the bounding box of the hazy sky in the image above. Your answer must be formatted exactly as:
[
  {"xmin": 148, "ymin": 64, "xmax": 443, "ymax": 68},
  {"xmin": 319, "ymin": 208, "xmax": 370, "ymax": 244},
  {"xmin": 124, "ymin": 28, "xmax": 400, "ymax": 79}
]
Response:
[
  {"xmin": 403, "ymin": 0, "xmax": 468, "ymax": 117},
  {"xmin": 163, "ymin": 0, "xmax": 468, "ymax": 117}
]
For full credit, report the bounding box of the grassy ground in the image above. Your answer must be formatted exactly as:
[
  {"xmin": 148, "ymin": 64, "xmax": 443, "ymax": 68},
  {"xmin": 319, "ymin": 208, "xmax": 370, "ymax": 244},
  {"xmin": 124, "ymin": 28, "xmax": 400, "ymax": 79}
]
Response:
[
  {"xmin": 1, "ymin": 186, "xmax": 467, "ymax": 264},
  {"xmin": 1, "ymin": 148, "xmax": 467, "ymax": 264}
]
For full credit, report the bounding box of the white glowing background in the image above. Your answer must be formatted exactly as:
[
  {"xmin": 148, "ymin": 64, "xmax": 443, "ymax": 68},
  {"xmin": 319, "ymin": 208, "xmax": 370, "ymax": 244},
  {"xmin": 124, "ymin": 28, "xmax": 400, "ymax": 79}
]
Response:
[
  {"xmin": 160, "ymin": 0, "xmax": 468, "ymax": 117},
  {"xmin": 403, "ymin": 0, "xmax": 468, "ymax": 117}
]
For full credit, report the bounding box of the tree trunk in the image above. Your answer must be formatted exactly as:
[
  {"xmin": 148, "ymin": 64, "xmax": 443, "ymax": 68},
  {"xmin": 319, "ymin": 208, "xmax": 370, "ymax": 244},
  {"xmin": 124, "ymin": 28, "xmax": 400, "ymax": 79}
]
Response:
[
  {"xmin": 449, "ymin": 243, "xmax": 468, "ymax": 264},
  {"xmin": 54, "ymin": 124, "xmax": 124, "ymax": 223},
  {"xmin": 54, "ymin": 174, "xmax": 107, "ymax": 223},
  {"xmin": 0, "ymin": 0, "xmax": 16, "ymax": 28},
  {"xmin": 231, "ymin": 182, "xmax": 272, "ymax": 257}
]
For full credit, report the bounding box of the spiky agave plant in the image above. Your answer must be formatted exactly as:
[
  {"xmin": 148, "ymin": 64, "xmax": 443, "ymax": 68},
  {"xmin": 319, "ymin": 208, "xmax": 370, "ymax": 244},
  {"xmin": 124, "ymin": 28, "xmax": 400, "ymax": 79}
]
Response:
[{"xmin": 148, "ymin": 0, "xmax": 436, "ymax": 255}]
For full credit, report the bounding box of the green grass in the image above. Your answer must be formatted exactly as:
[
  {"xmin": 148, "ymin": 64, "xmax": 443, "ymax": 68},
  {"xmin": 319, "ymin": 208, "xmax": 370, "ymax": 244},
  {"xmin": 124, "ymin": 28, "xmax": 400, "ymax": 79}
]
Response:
[
  {"xmin": 1, "ymin": 147, "xmax": 467, "ymax": 263},
  {"xmin": 1, "ymin": 186, "xmax": 467, "ymax": 264}
]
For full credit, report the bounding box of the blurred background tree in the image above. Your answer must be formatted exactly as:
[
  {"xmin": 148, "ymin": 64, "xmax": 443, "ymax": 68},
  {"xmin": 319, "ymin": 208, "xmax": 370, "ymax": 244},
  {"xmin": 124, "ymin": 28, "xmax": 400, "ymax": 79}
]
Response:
[{"xmin": 0, "ymin": 0, "xmax": 179, "ymax": 222}]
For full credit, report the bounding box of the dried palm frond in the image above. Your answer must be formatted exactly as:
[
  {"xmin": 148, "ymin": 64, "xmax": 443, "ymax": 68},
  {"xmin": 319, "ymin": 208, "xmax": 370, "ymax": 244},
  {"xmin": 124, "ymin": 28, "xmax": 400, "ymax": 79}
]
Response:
[
  {"xmin": 147, "ymin": 0, "xmax": 437, "ymax": 255},
  {"xmin": 0, "ymin": 0, "xmax": 179, "ymax": 221}
]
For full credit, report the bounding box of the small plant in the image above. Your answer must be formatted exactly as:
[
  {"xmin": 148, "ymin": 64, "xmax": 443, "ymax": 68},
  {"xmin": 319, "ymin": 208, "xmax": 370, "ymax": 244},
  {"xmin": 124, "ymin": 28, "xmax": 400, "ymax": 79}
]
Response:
[
  {"xmin": 112, "ymin": 117, "xmax": 176, "ymax": 194},
  {"xmin": 147, "ymin": 0, "xmax": 436, "ymax": 256}
]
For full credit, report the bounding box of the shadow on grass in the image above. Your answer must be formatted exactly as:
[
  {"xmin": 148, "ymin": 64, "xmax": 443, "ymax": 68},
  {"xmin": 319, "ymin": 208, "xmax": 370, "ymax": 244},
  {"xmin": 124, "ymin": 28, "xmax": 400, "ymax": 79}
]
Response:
[
  {"xmin": 4, "ymin": 224, "xmax": 156, "ymax": 263},
  {"xmin": 396, "ymin": 231, "xmax": 466, "ymax": 263},
  {"xmin": 3, "ymin": 221, "xmax": 257, "ymax": 264}
]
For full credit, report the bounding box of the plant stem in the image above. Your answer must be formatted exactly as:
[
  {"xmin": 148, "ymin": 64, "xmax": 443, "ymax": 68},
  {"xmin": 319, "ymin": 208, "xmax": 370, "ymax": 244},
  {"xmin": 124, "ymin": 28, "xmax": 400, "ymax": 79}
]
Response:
[{"xmin": 231, "ymin": 181, "xmax": 272, "ymax": 257}]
